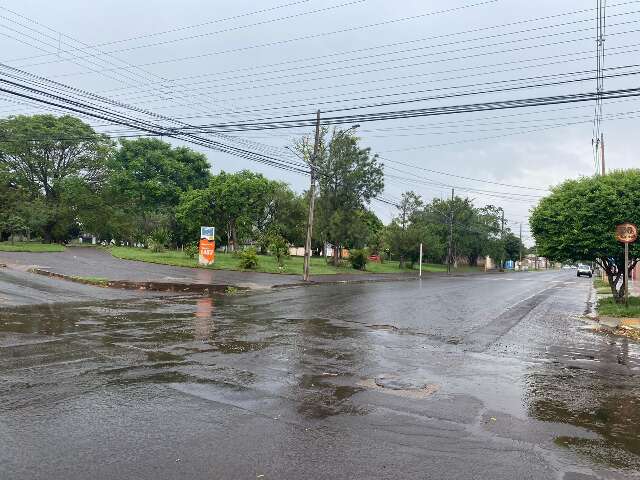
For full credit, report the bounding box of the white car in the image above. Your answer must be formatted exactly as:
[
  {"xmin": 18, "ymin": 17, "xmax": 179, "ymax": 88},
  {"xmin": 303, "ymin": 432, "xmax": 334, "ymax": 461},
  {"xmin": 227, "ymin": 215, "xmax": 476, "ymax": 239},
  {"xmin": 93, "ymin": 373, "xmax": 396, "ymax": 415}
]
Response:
[{"xmin": 577, "ymin": 264, "xmax": 592, "ymax": 278}]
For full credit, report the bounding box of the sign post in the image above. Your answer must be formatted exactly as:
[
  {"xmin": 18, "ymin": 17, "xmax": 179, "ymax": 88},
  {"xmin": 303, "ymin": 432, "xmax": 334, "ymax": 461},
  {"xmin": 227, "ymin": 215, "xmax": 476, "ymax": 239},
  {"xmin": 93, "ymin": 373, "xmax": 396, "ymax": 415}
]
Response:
[
  {"xmin": 199, "ymin": 226, "xmax": 215, "ymax": 266},
  {"xmin": 615, "ymin": 223, "xmax": 638, "ymax": 308}
]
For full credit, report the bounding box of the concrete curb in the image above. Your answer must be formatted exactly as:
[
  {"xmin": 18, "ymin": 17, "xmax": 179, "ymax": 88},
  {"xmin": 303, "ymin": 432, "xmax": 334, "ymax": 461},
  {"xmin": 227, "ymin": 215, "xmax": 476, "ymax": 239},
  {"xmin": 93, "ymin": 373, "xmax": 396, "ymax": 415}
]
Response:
[
  {"xmin": 23, "ymin": 265, "xmax": 526, "ymax": 294},
  {"xmin": 27, "ymin": 268, "xmax": 247, "ymax": 294},
  {"xmin": 598, "ymin": 316, "xmax": 640, "ymax": 329}
]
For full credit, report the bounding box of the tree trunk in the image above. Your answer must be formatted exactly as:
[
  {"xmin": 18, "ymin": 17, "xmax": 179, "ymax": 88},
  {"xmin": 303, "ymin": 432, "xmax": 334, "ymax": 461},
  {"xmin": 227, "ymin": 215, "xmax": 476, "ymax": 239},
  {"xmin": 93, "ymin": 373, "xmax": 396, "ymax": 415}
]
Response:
[{"xmin": 332, "ymin": 244, "xmax": 339, "ymax": 266}]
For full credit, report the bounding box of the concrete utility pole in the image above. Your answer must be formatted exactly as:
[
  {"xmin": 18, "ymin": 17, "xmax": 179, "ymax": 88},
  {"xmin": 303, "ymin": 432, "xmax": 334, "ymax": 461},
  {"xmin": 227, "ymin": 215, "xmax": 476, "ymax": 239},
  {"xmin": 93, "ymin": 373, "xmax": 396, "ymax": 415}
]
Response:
[
  {"xmin": 303, "ymin": 110, "xmax": 321, "ymax": 282},
  {"xmin": 447, "ymin": 188, "xmax": 454, "ymax": 274},
  {"xmin": 601, "ymin": 133, "xmax": 605, "ymax": 175},
  {"xmin": 519, "ymin": 223, "xmax": 523, "ymax": 269},
  {"xmin": 500, "ymin": 208, "xmax": 505, "ymax": 271}
]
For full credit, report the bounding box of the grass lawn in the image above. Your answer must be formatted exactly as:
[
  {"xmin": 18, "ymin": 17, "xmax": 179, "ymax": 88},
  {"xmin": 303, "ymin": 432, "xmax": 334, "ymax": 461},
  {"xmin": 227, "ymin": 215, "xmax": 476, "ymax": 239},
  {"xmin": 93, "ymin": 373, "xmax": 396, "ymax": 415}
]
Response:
[
  {"xmin": 593, "ymin": 278, "xmax": 612, "ymax": 295},
  {"xmin": 597, "ymin": 296, "xmax": 640, "ymax": 318},
  {"xmin": 110, "ymin": 246, "xmax": 458, "ymax": 276},
  {"xmin": 0, "ymin": 242, "xmax": 65, "ymax": 252}
]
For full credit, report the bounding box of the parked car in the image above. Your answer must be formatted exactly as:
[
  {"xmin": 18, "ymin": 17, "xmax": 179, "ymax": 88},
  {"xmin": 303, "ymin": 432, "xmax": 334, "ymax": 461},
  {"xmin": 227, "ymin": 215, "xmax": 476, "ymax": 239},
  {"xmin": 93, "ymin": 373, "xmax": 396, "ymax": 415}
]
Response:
[{"xmin": 577, "ymin": 264, "xmax": 592, "ymax": 278}]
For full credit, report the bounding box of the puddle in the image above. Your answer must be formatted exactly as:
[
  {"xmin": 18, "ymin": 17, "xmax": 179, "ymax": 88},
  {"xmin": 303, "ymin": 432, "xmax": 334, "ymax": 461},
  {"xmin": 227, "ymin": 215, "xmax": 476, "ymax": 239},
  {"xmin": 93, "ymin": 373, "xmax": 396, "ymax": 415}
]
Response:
[{"xmin": 526, "ymin": 362, "xmax": 640, "ymax": 471}]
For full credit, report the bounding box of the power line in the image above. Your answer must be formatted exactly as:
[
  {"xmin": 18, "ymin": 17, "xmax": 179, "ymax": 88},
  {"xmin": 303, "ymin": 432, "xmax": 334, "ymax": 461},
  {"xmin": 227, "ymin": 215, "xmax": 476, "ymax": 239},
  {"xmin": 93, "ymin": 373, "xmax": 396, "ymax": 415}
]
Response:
[
  {"xmin": 12, "ymin": 1, "xmax": 499, "ymax": 72},
  {"xmin": 102, "ymin": 11, "xmax": 640, "ymax": 105},
  {"xmin": 171, "ymin": 86, "xmax": 640, "ymax": 132},
  {"xmin": 2, "ymin": 0, "xmax": 317, "ymax": 62}
]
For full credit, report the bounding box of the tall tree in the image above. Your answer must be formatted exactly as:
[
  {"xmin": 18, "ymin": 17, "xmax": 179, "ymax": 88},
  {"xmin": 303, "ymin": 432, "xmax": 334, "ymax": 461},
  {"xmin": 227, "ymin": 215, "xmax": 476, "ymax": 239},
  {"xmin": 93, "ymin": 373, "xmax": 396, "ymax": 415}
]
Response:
[
  {"xmin": 387, "ymin": 191, "xmax": 424, "ymax": 268},
  {"xmin": 0, "ymin": 114, "xmax": 113, "ymax": 241},
  {"xmin": 311, "ymin": 128, "xmax": 384, "ymax": 264},
  {"xmin": 107, "ymin": 138, "xmax": 211, "ymax": 242},
  {"xmin": 530, "ymin": 170, "xmax": 640, "ymax": 302}
]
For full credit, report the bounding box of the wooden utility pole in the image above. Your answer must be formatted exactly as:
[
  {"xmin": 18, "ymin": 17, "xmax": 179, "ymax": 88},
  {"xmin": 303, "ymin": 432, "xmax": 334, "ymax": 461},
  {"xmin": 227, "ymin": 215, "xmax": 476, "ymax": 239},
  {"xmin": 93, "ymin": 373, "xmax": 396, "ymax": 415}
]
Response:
[
  {"xmin": 447, "ymin": 188, "xmax": 454, "ymax": 274},
  {"xmin": 303, "ymin": 110, "xmax": 321, "ymax": 282}
]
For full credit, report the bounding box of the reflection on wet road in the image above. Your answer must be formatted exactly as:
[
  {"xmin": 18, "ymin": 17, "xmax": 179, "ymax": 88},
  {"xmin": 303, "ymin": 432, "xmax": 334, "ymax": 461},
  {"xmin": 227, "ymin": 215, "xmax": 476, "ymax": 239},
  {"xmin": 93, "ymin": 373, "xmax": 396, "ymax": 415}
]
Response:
[{"xmin": 0, "ymin": 270, "xmax": 638, "ymax": 479}]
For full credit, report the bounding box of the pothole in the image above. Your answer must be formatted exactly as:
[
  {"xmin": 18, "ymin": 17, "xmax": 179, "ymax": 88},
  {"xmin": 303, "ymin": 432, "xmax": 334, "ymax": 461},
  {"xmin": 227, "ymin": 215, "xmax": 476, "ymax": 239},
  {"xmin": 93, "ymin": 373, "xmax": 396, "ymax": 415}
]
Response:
[{"xmin": 357, "ymin": 374, "xmax": 439, "ymax": 399}]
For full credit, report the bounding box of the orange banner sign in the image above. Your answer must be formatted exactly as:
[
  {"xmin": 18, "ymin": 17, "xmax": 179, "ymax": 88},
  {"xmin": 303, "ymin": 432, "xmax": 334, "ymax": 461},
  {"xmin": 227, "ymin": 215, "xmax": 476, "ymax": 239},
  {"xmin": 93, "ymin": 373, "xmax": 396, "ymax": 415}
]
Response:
[{"xmin": 199, "ymin": 239, "xmax": 216, "ymax": 265}]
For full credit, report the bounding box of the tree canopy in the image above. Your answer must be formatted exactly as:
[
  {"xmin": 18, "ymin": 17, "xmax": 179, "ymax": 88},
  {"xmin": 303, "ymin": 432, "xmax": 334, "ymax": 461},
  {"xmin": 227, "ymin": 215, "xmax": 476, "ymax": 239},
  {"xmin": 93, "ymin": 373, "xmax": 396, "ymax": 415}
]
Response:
[
  {"xmin": 0, "ymin": 114, "xmax": 114, "ymax": 240},
  {"xmin": 306, "ymin": 128, "xmax": 385, "ymax": 264},
  {"xmin": 530, "ymin": 170, "xmax": 640, "ymax": 300}
]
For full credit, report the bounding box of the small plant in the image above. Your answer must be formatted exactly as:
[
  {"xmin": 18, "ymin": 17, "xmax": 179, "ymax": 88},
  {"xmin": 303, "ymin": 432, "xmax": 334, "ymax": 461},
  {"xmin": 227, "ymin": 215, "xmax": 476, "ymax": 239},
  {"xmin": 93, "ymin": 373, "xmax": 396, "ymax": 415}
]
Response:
[
  {"xmin": 238, "ymin": 247, "xmax": 259, "ymax": 270},
  {"xmin": 268, "ymin": 234, "xmax": 289, "ymax": 267},
  {"xmin": 184, "ymin": 242, "xmax": 198, "ymax": 259},
  {"xmin": 349, "ymin": 248, "xmax": 368, "ymax": 271},
  {"xmin": 147, "ymin": 228, "xmax": 170, "ymax": 253},
  {"xmin": 225, "ymin": 286, "xmax": 239, "ymax": 295}
]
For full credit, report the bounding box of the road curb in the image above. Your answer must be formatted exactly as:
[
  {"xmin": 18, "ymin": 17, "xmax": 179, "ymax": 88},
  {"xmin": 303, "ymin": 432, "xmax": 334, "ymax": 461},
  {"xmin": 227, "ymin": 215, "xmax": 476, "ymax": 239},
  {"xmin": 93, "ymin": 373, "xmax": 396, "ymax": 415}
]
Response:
[{"xmin": 27, "ymin": 268, "xmax": 247, "ymax": 294}]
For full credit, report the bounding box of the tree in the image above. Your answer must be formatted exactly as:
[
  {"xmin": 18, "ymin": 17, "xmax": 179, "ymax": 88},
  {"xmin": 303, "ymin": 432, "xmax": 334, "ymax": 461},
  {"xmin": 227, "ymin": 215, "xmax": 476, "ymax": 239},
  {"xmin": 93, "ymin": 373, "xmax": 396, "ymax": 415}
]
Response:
[
  {"xmin": 311, "ymin": 128, "xmax": 384, "ymax": 265},
  {"xmin": 176, "ymin": 171, "xmax": 292, "ymax": 251},
  {"xmin": 256, "ymin": 182, "xmax": 306, "ymax": 247},
  {"xmin": 208, "ymin": 170, "xmax": 276, "ymax": 251},
  {"xmin": 387, "ymin": 191, "xmax": 423, "ymax": 268},
  {"xmin": 0, "ymin": 115, "xmax": 113, "ymax": 241},
  {"xmin": 530, "ymin": 170, "xmax": 640, "ymax": 302},
  {"xmin": 108, "ymin": 138, "xmax": 210, "ymax": 242}
]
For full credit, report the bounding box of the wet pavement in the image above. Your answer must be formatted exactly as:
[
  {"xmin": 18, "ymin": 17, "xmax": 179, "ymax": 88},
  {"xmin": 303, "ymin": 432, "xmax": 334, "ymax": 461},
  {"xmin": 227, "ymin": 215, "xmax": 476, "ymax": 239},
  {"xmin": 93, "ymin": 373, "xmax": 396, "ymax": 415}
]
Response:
[
  {"xmin": 0, "ymin": 267, "xmax": 163, "ymax": 306},
  {"xmin": 0, "ymin": 248, "xmax": 419, "ymax": 290},
  {"xmin": 0, "ymin": 270, "xmax": 638, "ymax": 479}
]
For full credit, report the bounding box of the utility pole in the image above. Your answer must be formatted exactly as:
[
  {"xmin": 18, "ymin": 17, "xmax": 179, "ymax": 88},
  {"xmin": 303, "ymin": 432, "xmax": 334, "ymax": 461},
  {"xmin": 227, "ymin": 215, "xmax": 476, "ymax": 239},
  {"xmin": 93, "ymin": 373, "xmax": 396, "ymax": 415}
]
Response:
[
  {"xmin": 601, "ymin": 132, "xmax": 605, "ymax": 175},
  {"xmin": 624, "ymin": 240, "xmax": 630, "ymax": 307},
  {"xmin": 447, "ymin": 188, "xmax": 454, "ymax": 274},
  {"xmin": 303, "ymin": 110, "xmax": 321, "ymax": 282},
  {"xmin": 519, "ymin": 222, "xmax": 523, "ymax": 270},
  {"xmin": 419, "ymin": 243, "xmax": 423, "ymax": 278},
  {"xmin": 500, "ymin": 209, "xmax": 505, "ymax": 271}
]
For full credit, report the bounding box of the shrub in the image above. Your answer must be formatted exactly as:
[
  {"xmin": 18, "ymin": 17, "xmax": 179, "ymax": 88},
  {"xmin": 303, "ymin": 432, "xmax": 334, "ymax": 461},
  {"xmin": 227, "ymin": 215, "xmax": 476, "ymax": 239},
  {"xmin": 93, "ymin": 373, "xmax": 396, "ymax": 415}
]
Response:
[
  {"xmin": 238, "ymin": 247, "xmax": 259, "ymax": 270},
  {"xmin": 147, "ymin": 227, "xmax": 170, "ymax": 253},
  {"xmin": 184, "ymin": 242, "xmax": 198, "ymax": 259},
  {"xmin": 350, "ymin": 248, "xmax": 368, "ymax": 271},
  {"xmin": 268, "ymin": 234, "xmax": 289, "ymax": 267}
]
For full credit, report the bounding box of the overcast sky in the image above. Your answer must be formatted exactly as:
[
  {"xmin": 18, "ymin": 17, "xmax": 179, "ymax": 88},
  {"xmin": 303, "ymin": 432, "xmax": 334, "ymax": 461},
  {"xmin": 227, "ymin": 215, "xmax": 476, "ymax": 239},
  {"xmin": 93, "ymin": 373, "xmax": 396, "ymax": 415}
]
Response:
[{"xmin": 2, "ymin": 0, "xmax": 639, "ymax": 244}]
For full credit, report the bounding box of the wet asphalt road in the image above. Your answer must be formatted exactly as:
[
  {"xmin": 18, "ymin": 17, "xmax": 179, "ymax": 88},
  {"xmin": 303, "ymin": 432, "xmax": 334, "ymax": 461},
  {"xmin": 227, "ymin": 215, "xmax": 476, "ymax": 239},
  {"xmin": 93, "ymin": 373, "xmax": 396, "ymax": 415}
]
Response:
[{"xmin": 0, "ymin": 270, "xmax": 639, "ymax": 479}]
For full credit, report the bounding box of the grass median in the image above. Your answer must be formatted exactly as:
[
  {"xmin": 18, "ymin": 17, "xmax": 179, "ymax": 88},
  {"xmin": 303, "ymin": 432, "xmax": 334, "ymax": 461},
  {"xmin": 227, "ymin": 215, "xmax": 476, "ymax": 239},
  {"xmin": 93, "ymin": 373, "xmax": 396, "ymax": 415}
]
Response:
[
  {"xmin": 109, "ymin": 246, "xmax": 452, "ymax": 275},
  {"xmin": 0, "ymin": 242, "xmax": 65, "ymax": 252}
]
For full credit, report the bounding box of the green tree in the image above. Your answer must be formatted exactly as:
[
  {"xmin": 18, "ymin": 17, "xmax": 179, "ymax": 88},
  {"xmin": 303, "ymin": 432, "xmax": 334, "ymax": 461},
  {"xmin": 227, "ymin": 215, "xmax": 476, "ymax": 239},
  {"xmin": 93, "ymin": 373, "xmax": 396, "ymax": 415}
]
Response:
[
  {"xmin": 107, "ymin": 138, "xmax": 210, "ymax": 243},
  {"xmin": 0, "ymin": 114, "xmax": 113, "ymax": 241},
  {"xmin": 208, "ymin": 170, "xmax": 276, "ymax": 251},
  {"xmin": 387, "ymin": 191, "xmax": 423, "ymax": 268},
  {"xmin": 176, "ymin": 171, "xmax": 292, "ymax": 251},
  {"xmin": 310, "ymin": 128, "xmax": 384, "ymax": 265},
  {"xmin": 256, "ymin": 182, "xmax": 306, "ymax": 247},
  {"xmin": 175, "ymin": 188, "xmax": 215, "ymax": 244},
  {"xmin": 530, "ymin": 170, "xmax": 640, "ymax": 302}
]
